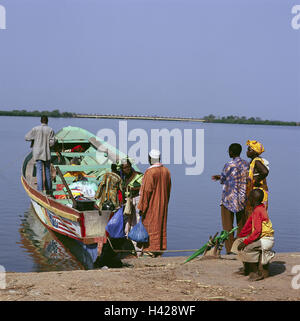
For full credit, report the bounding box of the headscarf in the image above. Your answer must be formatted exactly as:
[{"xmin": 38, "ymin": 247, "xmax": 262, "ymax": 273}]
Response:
[{"xmin": 246, "ymin": 140, "xmax": 265, "ymax": 155}]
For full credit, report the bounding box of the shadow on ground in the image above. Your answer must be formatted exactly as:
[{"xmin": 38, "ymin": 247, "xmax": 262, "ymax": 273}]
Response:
[{"xmin": 269, "ymin": 261, "xmax": 286, "ymax": 277}]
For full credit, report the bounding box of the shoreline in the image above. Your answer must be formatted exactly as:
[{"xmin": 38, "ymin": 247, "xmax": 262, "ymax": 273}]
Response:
[
  {"xmin": 0, "ymin": 113, "xmax": 299, "ymax": 126},
  {"xmin": 1, "ymin": 252, "xmax": 300, "ymax": 301}
]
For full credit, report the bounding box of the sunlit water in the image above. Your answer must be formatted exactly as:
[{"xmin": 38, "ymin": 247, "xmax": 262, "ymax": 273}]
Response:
[{"xmin": 0, "ymin": 116, "xmax": 299, "ymax": 272}]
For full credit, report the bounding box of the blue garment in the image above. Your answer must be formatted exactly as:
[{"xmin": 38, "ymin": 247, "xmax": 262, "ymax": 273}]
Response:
[
  {"xmin": 220, "ymin": 157, "xmax": 249, "ymax": 213},
  {"xmin": 36, "ymin": 160, "xmax": 52, "ymax": 192}
]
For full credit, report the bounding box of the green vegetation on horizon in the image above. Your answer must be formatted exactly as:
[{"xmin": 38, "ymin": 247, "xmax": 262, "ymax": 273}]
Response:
[
  {"xmin": 0, "ymin": 109, "xmax": 74, "ymax": 118},
  {"xmin": 0, "ymin": 109, "xmax": 298, "ymax": 126},
  {"xmin": 203, "ymin": 114, "xmax": 299, "ymax": 126}
]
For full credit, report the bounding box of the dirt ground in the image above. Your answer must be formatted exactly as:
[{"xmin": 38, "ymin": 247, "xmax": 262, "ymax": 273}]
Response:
[{"xmin": 1, "ymin": 252, "xmax": 300, "ymax": 301}]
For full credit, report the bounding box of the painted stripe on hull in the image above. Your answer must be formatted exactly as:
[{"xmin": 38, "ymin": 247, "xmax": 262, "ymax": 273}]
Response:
[{"xmin": 31, "ymin": 200, "xmax": 82, "ymax": 241}]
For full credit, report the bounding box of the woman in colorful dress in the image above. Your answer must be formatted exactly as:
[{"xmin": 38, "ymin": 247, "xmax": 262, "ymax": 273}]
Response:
[{"xmin": 245, "ymin": 140, "xmax": 269, "ymax": 218}]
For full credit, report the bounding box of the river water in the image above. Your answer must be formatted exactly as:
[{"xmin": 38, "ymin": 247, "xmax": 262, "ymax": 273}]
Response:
[{"xmin": 0, "ymin": 116, "xmax": 299, "ymax": 272}]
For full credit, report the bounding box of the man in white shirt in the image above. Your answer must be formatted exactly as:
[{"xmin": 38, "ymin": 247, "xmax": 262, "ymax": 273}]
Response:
[{"xmin": 25, "ymin": 116, "xmax": 56, "ymax": 195}]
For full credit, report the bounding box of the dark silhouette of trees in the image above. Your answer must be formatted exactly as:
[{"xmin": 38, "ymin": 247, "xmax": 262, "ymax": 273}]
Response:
[
  {"xmin": 0, "ymin": 109, "xmax": 74, "ymax": 118},
  {"xmin": 203, "ymin": 114, "xmax": 299, "ymax": 126}
]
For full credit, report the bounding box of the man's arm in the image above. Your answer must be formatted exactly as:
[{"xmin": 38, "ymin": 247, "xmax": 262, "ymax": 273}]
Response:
[
  {"xmin": 25, "ymin": 128, "xmax": 35, "ymax": 141},
  {"xmin": 238, "ymin": 215, "xmax": 252, "ymax": 238},
  {"xmin": 219, "ymin": 163, "xmax": 232, "ymax": 185},
  {"xmin": 212, "ymin": 163, "xmax": 229, "ymax": 183},
  {"xmin": 242, "ymin": 210, "xmax": 263, "ymax": 245}
]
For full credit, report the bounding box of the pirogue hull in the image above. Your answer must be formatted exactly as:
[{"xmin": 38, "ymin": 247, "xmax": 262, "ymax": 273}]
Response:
[{"xmin": 21, "ymin": 126, "xmax": 130, "ymax": 254}]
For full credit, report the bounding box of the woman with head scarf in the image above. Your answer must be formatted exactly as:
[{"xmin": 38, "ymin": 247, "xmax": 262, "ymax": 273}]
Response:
[{"xmin": 245, "ymin": 140, "xmax": 269, "ymax": 217}]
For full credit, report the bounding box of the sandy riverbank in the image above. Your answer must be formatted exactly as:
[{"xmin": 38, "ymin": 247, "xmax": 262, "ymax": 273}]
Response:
[{"xmin": 1, "ymin": 252, "xmax": 300, "ymax": 301}]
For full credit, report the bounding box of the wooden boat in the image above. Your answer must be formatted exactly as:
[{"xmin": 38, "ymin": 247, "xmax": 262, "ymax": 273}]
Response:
[{"xmin": 21, "ymin": 126, "xmax": 131, "ymax": 258}]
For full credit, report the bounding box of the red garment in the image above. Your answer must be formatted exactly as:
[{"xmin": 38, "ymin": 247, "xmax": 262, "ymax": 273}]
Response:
[
  {"xmin": 238, "ymin": 204, "xmax": 268, "ymax": 245},
  {"xmin": 118, "ymin": 190, "xmax": 123, "ymax": 204},
  {"xmin": 71, "ymin": 145, "xmax": 84, "ymax": 152},
  {"xmin": 137, "ymin": 165, "xmax": 171, "ymax": 252}
]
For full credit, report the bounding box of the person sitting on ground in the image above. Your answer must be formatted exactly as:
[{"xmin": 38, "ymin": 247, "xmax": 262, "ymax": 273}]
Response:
[{"xmin": 231, "ymin": 188, "xmax": 275, "ymax": 281}]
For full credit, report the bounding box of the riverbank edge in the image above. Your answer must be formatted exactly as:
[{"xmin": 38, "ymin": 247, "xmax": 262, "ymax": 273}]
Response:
[{"xmin": 1, "ymin": 252, "xmax": 300, "ymax": 301}]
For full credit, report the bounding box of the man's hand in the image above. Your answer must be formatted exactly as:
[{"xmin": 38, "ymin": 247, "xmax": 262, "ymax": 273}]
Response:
[
  {"xmin": 212, "ymin": 175, "xmax": 221, "ymax": 181},
  {"xmin": 237, "ymin": 242, "xmax": 246, "ymax": 251}
]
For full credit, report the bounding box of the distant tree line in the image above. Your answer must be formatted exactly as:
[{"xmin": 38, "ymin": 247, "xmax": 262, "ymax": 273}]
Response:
[
  {"xmin": 203, "ymin": 114, "xmax": 299, "ymax": 126},
  {"xmin": 0, "ymin": 109, "xmax": 74, "ymax": 118},
  {"xmin": 0, "ymin": 109, "xmax": 298, "ymax": 126}
]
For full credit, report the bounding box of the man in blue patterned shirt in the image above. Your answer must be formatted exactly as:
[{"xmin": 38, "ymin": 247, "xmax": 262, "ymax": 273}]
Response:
[{"xmin": 212, "ymin": 143, "xmax": 249, "ymax": 254}]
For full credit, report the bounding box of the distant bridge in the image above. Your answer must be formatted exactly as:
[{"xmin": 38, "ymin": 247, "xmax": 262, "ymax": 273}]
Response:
[{"xmin": 74, "ymin": 114, "xmax": 205, "ymax": 122}]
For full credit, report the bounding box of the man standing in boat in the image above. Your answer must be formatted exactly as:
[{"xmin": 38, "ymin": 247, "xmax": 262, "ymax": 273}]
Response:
[
  {"xmin": 25, "ymin": 115, "xmax": 56, "ymax": 195},
  {"xmin": 137, "ymin": 149, "xmax": 171, "ymax": 257}
]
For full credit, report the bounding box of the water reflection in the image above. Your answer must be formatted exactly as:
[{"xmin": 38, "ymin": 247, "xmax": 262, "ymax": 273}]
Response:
[{"xmin": 18, "ymin": 206, "xmax": 95, "ymax": 271}]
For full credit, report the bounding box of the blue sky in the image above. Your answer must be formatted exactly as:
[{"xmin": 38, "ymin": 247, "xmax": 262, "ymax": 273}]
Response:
[{"xmin": 0, "ymin": 0, "xmax": 299, "ymax": 121}]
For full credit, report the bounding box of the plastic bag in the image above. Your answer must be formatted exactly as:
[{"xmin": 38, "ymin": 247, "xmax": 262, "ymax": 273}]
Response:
[
  {"xmin": 69, "ymin": 181, "xmax": 98, "ymax": 198},
  {"xmin": 105, "ymin": 207, "xmax": 125, "ymax": 238},
  {"xmin": 128, "ymin": 220, "xmax": 149, "ymax": 243}
]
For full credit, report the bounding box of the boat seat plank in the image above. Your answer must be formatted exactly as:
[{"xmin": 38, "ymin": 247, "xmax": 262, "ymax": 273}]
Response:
[
  {"xmin": 55, "ymin": 199, "xmax": 73, "ymax": 205},
  {"xmin": 53, "ymin": 190, "xmax": 66, "ymax": 195},
  {"xmin": 55, "ymin": 165, "xmax": 111, "ymax": 172},
  {"xmin": 51, "ymin": 152, "xmax": 99, "ymax": 157},
  {"xmin": 53, "ymin": 176, "xmax": 100, "ymax": 185},
  {"xmin": 57, "ymin": 139, "xmax": 90, "ymax": 143}
]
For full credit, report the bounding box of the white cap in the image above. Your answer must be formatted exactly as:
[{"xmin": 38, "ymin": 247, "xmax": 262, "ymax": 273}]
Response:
[{"xmin": 149, "ymin": 149, "xmax": 161, "ymax": 159}]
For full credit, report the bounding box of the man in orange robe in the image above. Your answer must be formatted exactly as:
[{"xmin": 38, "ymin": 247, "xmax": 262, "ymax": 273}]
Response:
[{"xmin": 137, "ymin": 149, "xmax": 171, "ymax": 257}]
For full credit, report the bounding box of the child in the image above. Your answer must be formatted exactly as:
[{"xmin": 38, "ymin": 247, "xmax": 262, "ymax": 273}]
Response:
[{"xmin": 231, "ymin": 188, "xmax": 275, "ymax": 281}]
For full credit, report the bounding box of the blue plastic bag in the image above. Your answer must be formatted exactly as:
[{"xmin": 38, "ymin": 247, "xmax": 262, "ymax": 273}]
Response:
[
  {"xmin": 128, "ymin": 220, "xmax": 149, "ymax": 243},
  {"xmin": 105, "ymin": 207, "xmax": 125, "ymax": 238}
]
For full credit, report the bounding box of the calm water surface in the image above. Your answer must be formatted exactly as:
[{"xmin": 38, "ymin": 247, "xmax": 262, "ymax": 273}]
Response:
[{"xmin": 0, "ymin": 116, "xmax": 299, "ymax": 272}]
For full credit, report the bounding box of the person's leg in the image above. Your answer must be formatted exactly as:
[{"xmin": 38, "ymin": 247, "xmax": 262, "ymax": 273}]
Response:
[
  {"xmin": 35, "ymin": 160, "xmax": 43, "ymax": 191},
  {"xmin": 44, "ymin": 160, "xmax": 52, "ymax": 193},
  {"xmin": 236, "ymin": 209, "xmax": 246, "ymax": 236},
  {"xmin": 221, "ymin": 205, "xmax": 234, "ymax": 254}
]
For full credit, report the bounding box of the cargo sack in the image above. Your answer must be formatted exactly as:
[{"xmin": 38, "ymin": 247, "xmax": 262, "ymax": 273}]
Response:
[
  {"xmin": 105, "ymin": 207, "xmax": 125, "ymax": 239},
  {"xmin": 128, "ymin": 220, "xmax": 149, "ymax": 243}
]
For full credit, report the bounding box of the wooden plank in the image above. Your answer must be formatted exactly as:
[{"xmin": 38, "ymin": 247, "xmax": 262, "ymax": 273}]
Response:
[
  {"xmin": 55, "ymin": 199, "xmax": 73, "ymax": 205},
  {"xmin": 51, "ymin": 152, "xmax": 99, "ymax": 157},
  {"xmin": 56, "ymin": 165, "xmax": 111, "ymax": 172},
  {"xmin": 54, "ymin": 177, "xmax": 100, "ymax": 185},
  {"xmin": 53, "ymin": 190, "xmax": 66, "ymax": 195},
  {"xmin": 56, "ymin": 166, "xmax": 77, "ymax": 208},
  {"xmin": 53, "ymin": 176, "xmax": 76, "ymax": 184},
  {"xmin": 57, "ymin": 139, "xmax": 90, "ymax": 143}
]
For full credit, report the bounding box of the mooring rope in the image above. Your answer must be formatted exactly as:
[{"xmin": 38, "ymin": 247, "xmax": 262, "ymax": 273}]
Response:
[{"xmin": 106, "ymin": 238, "xmax": 198, "ymax": 254}]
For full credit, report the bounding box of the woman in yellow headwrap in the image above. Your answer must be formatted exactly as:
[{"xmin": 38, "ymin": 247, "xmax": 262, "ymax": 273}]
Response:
[{"xmin": 245, "ymin": 140, "xmax": 269, "ymax": 217}]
